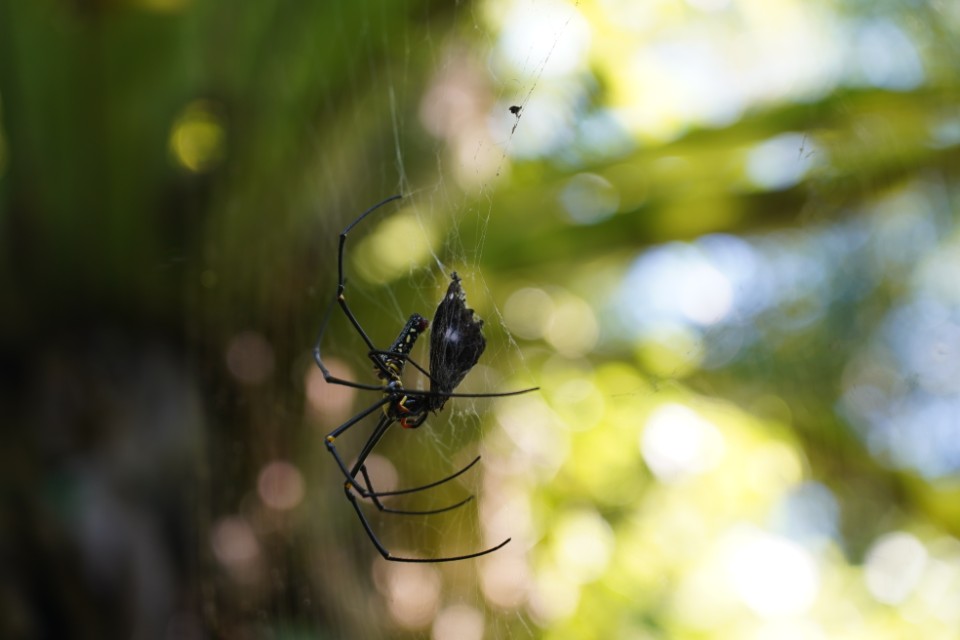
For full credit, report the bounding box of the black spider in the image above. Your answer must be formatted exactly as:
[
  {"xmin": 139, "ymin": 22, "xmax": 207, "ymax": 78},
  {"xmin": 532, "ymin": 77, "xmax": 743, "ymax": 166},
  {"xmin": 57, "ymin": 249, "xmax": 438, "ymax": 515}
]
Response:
[
  {"xmin": 313, "ymin": 195, "xmax": 537, "ymax": 563},
  {"xmin": 509, "ymin": 105, "xmax": 522, "ymax": 116}
]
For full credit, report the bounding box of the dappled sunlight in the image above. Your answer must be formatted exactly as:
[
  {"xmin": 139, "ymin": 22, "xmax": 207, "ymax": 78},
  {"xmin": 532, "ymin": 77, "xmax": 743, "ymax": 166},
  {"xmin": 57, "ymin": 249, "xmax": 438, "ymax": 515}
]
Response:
[
  {"xmin": 492, "ymin": 328, "xmax": 960, "ymax": 636},
  {"xmin": 256, "ymin": 460, "xmax": 305, "ymax": 511},
  {"xmin": 849, "ymin": 18, "xmax": 925, "ymax": 91},
  {"xmin": 618, "ymin": 242, "xmax": 736, "ymax": 334},
  {"xmin": 640, "ymin": 403, "xmax": 725, "ymax": 483},
  {"xmin": 353, "ymin": 205, "xmax": 440, "ymax": 285},
  {"xmin": 527, "ymin": 565, "xmax": 580, "ymax": 624},
  {"xmin": 494, "ymin": 0, "xmax": 591, "ymax": 80},
  {"xmin": 913, "ymin": 538, "xmax": 960, "ymax": 625},
  {"xmin": 225, "ymin": 330, "xmax": 275, "ymax": 385},
  {"xmin": 550, "ymin": 509, "xmax": 615, "ymax": 583},
  {"xmin": 559, "ymin": 173, "xmax": 620, "ymax": 225},
  {"xmin": 481, "ymin": 329, "xmax": 818, "ymax": 630},
  {"xmin": 543, "ymin": 292, "xmax": 599, "ymax": 358},
  {"xmin": 551, "ymin": 376, "xmax": 605, "ymax": 432},
  {"xmin": 670, "ymin": 554, "xmax": 739, "ymax": 631},
  {"xmin": 480, "ymin": 471, "xmax": 534, "ymax": 546},
  {"xmin": 772, "ymin": 482, "xmax": 840, "ymax": 551},
  {"xmin": 374, "ymin": 562, "xmax": 442, "ymax": 629},
  {"xmin": 490, "ymin": 0, "xmax": 850, "ymax": 144},
  {"xmin": 632, "ymin": 322, "xmax": 704, "ymax": 378},
  {"xmin": 487, "ymin": 0, "xmax": 591, "ymax": 158},
  {"xmin": 210, "ymin": 516, "xmax": 262, "ymax": 582},
  {"xmin": 745, "ymin": 133, "xmax": 819, "ymax": 191},
  {"xmin": 492, "ymin": 392, "xmax": 569, "ymax": 475},
  {"xmin": 169, "ymin": 100, "xmax": 225, "ymax": 172},
  {"xmin": 503, "ymin": 287, "xmax": 556, "ymax": 340},
  {"xmin": 432, "ymin": 603, "xmax": 486, "ymax": 640},
  {"xmin": 493, "ymin": 342, "xmax": 850, "ymax": 634},
  {"xmin": 864, "ymin": 531, "xmax": 928, "ymax": 605},
  {"xmin": 724, "ymin": 526, "xmax": 820, "ymax": 617},
  {"xmin": 304, "ymin": 357, "xmax": 357, "ymax": 422},
  {"xmin": 836, "ymin": 190, "xmax": 960, "ymax": 478},
  {"xmin": 480, "ymin": 545, "xmax": 532, "ymax": 609}
]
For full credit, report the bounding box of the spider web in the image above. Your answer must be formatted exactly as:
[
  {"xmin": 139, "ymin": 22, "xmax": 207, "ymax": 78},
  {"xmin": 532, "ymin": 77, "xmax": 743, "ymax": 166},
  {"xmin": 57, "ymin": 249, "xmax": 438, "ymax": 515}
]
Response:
[{"xmin": 306, "ymin": 2, "xmax": 581, "ymax": 638}]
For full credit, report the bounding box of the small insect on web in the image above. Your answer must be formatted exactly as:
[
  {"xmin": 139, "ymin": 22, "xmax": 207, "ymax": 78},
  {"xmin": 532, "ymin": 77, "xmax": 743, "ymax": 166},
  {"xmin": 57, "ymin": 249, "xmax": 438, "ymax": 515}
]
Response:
[{"xmin": 313, "ymin": 195, "xmax": 538, "ymax": 563}]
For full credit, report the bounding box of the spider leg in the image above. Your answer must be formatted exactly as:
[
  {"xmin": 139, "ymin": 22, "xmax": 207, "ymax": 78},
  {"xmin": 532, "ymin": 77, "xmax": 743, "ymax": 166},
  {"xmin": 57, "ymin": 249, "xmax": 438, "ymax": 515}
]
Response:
[
  {"xmin": 313, "ymin": 294, "xmax": 395, "ymax": 391},
  {"xmin": 316, "ymin": 195, "xmax": 526, "ymax": 562},
  {"xmin": 365, "ymin": 349, "xmax": 540, "ymax": 401},
  {"xmin": 330, "ymin": 408, "xmax": 508, "ymax": 562},
  {"xmin": 337, "ymin": 195, "xmax": 404, "ymax": 293},
  {"xmin": 403, "ymin": 386, "xmax": 541, "ymax": 401},
  {"xmin": 334, "ymin": 196, "xmax": 404, "ymax": 376},
  {"xmin": 367, "ymin": 351, "xmax": 541, "ymax": 400},
  {"xmin": 314, "ymin": 195, "xmax": 407, "ymax": 386},
  {"xmin": 368, "ymin": 349, "xmax": 435, "ymax": 384},
  {"xmin": 357, "ymin": 465, "xmax": 474, "ymax": 516},
  {"xmin": 343, "ymin": 484, "xmax": 512, "ymax": 563},
  {"xmin": 325, "ymin": 397, "xmax": 395, "ymax": 487},
  {"xmin": 333, "ymin": 410, "xmax": 481, "ymax": 506},
  {"xmin": 362, "ymin": 455, "xmax": 482, "ymax": 498}
]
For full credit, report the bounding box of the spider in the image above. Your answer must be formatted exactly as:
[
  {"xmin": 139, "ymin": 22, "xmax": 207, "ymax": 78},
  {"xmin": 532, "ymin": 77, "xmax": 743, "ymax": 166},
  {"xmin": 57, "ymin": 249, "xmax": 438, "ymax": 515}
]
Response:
[{"xmin": 313, "ymin": 195, "xmax": 537, "ymax": 563}]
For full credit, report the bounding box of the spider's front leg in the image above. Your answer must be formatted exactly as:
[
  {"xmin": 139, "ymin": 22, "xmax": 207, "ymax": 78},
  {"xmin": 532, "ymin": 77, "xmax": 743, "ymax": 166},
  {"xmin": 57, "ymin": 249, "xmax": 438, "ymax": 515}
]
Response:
[
  {"xmin": 332, "ymin": 195, "xmax": 404, "ymax": 367},
  {"xmin": 313, "ymin": 294, "xmax": 393, "ymax": 392},
  {"xmin": 314, "ymin": 195, "xmax": 408, "ymax": 388}
]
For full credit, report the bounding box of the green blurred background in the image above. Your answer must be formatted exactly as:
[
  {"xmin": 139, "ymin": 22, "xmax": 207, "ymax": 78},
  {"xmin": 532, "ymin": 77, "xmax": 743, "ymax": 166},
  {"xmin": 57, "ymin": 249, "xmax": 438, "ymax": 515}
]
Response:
[{"xmin": 3, "ymin": 0, "xmax": 960, "ymax": 638}]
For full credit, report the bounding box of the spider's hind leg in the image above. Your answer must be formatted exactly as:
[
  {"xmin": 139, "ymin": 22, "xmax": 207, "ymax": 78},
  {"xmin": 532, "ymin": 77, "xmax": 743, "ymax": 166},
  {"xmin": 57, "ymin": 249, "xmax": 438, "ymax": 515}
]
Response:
[
  {"xmin": 331, "ymin": 406, "xmax": 482, "ymax": 506},
  {"xmin": 356, "ymin": 465, "xmax": 475, "ymax": 515},
  {"xmin": 343, "ymin": 481, "xmax": 512, "ymax": 564},
  {"xmin": 357, "ymin": 454, "xmax": 483, "ymax": 503}
]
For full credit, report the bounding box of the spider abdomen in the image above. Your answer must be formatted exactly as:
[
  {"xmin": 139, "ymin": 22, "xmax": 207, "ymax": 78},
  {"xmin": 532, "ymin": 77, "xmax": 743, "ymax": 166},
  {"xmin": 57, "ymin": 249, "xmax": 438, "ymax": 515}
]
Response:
[{"xmin": 427, "ymin": 273, "xmax": 487, "ymax": 410}]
